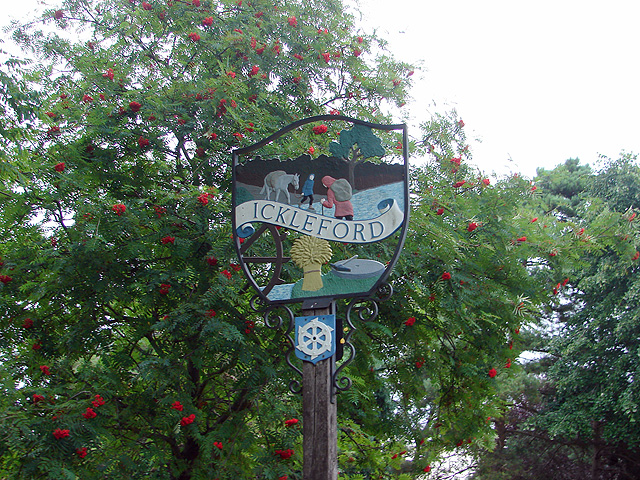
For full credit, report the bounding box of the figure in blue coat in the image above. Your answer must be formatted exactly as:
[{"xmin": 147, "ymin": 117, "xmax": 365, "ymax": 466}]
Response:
[{"xmin": 299, "ymin": 174, "xmax": 316, "ymax": 210}]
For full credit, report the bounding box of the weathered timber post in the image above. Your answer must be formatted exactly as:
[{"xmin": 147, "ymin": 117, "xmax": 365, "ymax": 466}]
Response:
[{"xmin": 301, "ymin": 299, "xmax": 337, "ymax": 480}]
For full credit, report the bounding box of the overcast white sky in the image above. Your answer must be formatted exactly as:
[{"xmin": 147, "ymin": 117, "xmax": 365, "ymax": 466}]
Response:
[
  {"xmin": 359, "ymin": 0, "xmax": 640, "ymax": 178},
  {"xmin": 3, "ymin": 0, "xmax": 640, "ymax": 179}
]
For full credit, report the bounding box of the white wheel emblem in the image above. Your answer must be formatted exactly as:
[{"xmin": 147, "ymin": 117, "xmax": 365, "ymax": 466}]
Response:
[{"xmin": 296, "ymin": 317, "xmax": 334, "ymax": 360}]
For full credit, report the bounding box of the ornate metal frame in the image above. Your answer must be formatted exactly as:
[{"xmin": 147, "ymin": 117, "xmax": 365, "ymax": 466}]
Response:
[
  {"xmin": 238, "ymin": 114, "xmax": 407, "ymax": 397},
  {"xmin": 255, "ymin": 282, "xmax": 394, "ymax": 396},
  {"xmin": 232, "ymin": 114, "xmax": 409, "ymax": 306}
]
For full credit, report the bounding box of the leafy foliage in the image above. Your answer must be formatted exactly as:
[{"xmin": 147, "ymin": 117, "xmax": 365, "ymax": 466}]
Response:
[
  {"xmin": 0, "ymin": 1, "xmax": 413, "ymax": 478},
  {"xmin": 471, "ymin": 157, "xmax": 640, "ymax": 480},
  {"xmin": 1, "ymin": 1, "xmax": 633, "ymax": 480}
]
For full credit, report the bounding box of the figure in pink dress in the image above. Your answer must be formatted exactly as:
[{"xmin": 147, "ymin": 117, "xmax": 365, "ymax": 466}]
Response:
[{"xmin": 321, "ymin": 175, "xmax": 354, "ymax": 221}]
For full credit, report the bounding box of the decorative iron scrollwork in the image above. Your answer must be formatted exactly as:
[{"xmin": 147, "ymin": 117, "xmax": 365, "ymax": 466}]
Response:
[
  {"xmin": 253, "ymin": 296, "xmax": 303, "ymax": 394},
  {"xmin": 253, "ymin": 283, "xmax": 394, "ymax": 395},
  {"xmin": 332, "ymin": 282, "xmax": 393, "ymax": 393}
]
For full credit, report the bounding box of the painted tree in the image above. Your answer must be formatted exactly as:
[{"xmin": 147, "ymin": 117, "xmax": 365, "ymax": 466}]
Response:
[{"xmin": 329, "ymin": 123, "xmax": 386, "ymax": 188}]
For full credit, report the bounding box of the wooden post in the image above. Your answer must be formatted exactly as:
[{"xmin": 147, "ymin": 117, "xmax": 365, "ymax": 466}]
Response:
[{"xmin": 302, "ymin": 300, "xmax": 337, "ymax": 480}]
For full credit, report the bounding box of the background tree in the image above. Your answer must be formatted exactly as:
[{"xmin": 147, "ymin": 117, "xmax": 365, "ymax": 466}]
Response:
[
  {"xmin": 470, "ymin": 156, "xmax": 640, "ymax": 480},
  {"xmin": 328, "ymin": 125, "xmax": 629, "ymax": 478},
  {"xmin": 0, "ymin": 57, "xmax": 40, "ymax": 181}
]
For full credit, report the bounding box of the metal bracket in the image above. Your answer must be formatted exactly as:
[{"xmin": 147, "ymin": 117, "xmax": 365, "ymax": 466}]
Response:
[
  {"xmin": 301, "ymin": 297, "xmax": 333, "ymax": 310},
  {"xmin": 255, "ymin": 297, "xmax": 303, "ymax": 394},
  {"xmin": 255, "ymin": 284, "xmax": 393, "ymax": 397}
]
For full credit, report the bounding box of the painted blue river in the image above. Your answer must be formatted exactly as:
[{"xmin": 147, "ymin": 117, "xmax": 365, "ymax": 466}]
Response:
[{"xmin": 310, "ymin": 181, "xmax": 405, "ymax": 220}]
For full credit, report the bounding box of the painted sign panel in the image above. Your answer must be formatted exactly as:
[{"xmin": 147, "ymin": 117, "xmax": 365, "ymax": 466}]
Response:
[
  {"xmin": 232, "ymin": 115, "xmax": 409, "ymax": 305},
  {"xmin": 294, "ymin": 315, "xmax": 336, "ymax": 364}
]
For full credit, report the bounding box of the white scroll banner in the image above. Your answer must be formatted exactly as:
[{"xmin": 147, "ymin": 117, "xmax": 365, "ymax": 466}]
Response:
[{"xmin": 235, "ymin": 198, "xmax": 404, "ymax": 244}]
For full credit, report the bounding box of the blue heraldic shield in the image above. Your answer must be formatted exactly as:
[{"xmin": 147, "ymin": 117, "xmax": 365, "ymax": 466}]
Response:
[{"xmin": 294, "ymin": 315, "xmax": 336, "ymax": 364}]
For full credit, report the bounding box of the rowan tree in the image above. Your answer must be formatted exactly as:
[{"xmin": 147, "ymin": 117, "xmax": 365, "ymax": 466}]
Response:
[{"xmin": 0, "ymin": 1, "xmax": 412, "ymax": 478}]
